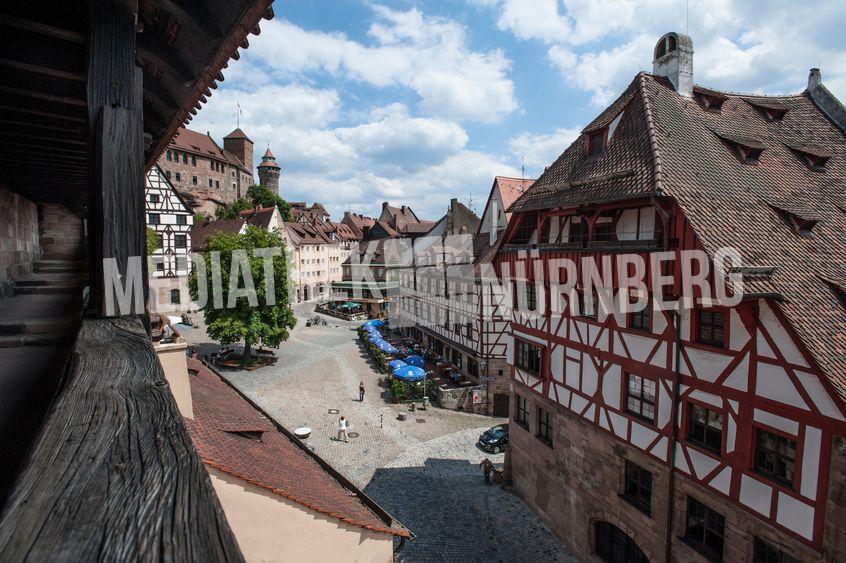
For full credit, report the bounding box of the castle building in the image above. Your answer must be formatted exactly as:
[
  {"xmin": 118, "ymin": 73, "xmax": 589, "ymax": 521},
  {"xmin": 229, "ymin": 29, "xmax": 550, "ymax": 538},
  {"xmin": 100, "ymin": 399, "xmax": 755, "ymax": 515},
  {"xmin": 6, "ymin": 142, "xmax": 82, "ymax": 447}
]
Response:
[
  {"xmin": 156, "ymin": 127, "xmax": 254, "ymax": 217},
  {"xmin": 257, "ymin": 147, "xmax": 281, "ymax": 192},
  {"xmin": 496, "ymin": 32, "xmax": 846, "ymax": 562}
]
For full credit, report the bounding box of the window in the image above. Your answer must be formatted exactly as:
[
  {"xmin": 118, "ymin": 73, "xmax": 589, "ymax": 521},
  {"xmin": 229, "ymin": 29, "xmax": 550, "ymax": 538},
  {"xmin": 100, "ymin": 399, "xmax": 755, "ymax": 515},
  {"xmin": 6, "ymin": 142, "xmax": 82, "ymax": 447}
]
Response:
[
  {"xmin": 629, "ymin": 301, "xmax": 651, "ymax": 331},
  {"xmin": 515, "ymin": 395, "xmax": 529, "ymax": 429},
  {"xmin": 515, "ymin": 339, "xmax": 542, "ymax": 375},
  {"xmin": 149, "ymin": 194, "xmax": 160, "ymax": 203},
  {"xmin": 537, "ymin": 406, "xmax": 552, "ymax": 445},
  {"xmin": 191, "ymin": 155, "xmax": 196, "ymax": 166},
  {"xmin": 192, "ymin": 176, "xmax": 197, "ymax": 185},
  {"xmin": 208, "ymin": 179, "xmax": 213, "ymax": 187},
  {"xmin": 569, "ymin": 219, "xmax": 585, "ymax": 241},
  {"xmin": 467, "ymin": 358, "xmax": 479, "ymax": 377},
  {"xmin": 622, "ymin": 460, "xmax": 652, "ymax": 515},
  {"xmin": 451, "ymin": 349, "xmax": 462, "ymax": 369},
  {"xmin": 148, "ymin": 213, "xmax": 160, "ymax": 225},
  {"xmin": 174, "ymin": 234, "xmax": 187, "ymax": 249},
  {"xmin": 688, "ymin": 404, "xmax": 723, "ymax": 453},
  {"xmin": 753, "ymin": 536, "xmax": 799, "ymax": 563},
  {"xmin": 164, "ymin": 170, "xmax": 171, "ymax": 179},
  {"xmin": 464, "ymin": 322, "xmax": 473, "ymax": 338},
  {"xmin": 210, "ymin": 160, "xmax": 214, "ymax": 170},
  {"xmin": 685, "ymin": 497, "xmax": 725, "ymax": 562},
  {"xmin": 166, "ymin": 149, "xmax": 172, "ymax": 161},
  {"xmin": 170, "ymin": 289, "xmax": 181, "ymax": 304},
  {"xmin": 625, "ymin": 373, "xmax": 656, "ymax": 423},
  {"xmin": 175, "ymin": 172, "xmax": 181, "ymax": 181},
  {"xmin": 176, "ymin": 215, "xmax": 187, "ymax": 225},
  {"xmin": 215, "ymin": 180, "xmax": 219, "ymax": 189},
  {"xmin": 594, "ymin": 521, "xmax": 648, "ymax": 563},
  {"xmin": 155, "ymin": 261, "xmax": 165, "ymax": 272},
  {"xmin": 453, "ymin": 323, "xmax": 461, "ymax": 334},
  {"xmin": 696, "ymin": 309, "xmax": 726, "ymax": 348},
  {"xmin": 526, "ymin": 283, "xmax": 537, "ymax": 311},
  {"xmin": 182, "ymin": 153, "xmax": 187, "ymax": 164},
  {"xmin": 755, "ymin": 429, "xmax": 796, "ymax": 486},
  {"xmin": 588, "ymin": 129, "xmax": 607, "ymax": 155},
  {"xmin": 594, "ymin": 220, "xmax": 615, "ymax": 241}
]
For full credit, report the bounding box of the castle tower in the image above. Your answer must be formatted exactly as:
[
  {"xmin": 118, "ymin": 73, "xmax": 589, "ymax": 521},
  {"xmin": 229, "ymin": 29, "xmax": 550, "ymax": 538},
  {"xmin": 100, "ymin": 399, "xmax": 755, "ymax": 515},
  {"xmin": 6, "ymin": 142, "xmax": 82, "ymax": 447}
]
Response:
[
  {"xmin": 222, "ymin": 128, "xmax": 253, "ymax": 172},
  {"xmin": 257, "ymin": 146, "xmax": 281, "ymax": 192}
]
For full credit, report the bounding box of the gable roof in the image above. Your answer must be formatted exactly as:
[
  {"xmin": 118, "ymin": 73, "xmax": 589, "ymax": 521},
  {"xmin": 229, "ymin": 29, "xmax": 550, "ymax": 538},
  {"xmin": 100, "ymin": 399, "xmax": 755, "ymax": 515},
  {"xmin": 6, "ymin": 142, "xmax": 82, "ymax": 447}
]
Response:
[
  {"xmin": 184, "ymin": 358, "xmax": 409, "ymax": 538},
  {"xmin": 223, "ymin": 128, "xmax": 252, "ymax": 142},
  {"xmin": 169, "ymin": 127, "xmax": 228, "ymax": 162},
  {"xmin": 190, "ymin": 218, "xmax": 246, "ymax": 250},
  {"xmin": 238, "ymin": 206, "xmax": 278, "ymax": 230},
  {"xmin": 509, "ymin": 71, "xmax": 846, "ymax": 400}
]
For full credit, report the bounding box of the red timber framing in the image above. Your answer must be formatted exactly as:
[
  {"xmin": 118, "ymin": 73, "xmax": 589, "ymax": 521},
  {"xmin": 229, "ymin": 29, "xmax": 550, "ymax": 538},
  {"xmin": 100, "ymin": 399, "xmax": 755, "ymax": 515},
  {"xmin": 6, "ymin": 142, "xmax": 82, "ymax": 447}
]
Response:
[{"xmin": 496, "ymin": 196, "xmax": 846, "ymax": 552}]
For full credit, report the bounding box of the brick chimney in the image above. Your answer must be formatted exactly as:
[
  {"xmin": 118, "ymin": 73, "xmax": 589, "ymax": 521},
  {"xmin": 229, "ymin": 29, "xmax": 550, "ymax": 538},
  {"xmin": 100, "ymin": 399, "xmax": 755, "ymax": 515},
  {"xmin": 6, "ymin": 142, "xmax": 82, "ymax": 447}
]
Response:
[
  {"xmin": 808, "ymin": 68, "xmax": 822, "ymax": 90},
  {"xmin": 652, "ymin": 32, "xmax": 693, "ymax": 97}
]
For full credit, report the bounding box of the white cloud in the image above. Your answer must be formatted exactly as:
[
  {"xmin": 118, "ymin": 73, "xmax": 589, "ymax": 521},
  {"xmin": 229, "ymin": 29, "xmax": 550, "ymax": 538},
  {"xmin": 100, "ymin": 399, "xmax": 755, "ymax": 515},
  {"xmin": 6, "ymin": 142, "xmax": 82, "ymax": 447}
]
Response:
[
  {"xmin": 507, "ymin": 127, "xmax": 581, "ymax": 174},
  {"xmin": 248, "ymin": 6, "xmax": 518, "ymax": 122}
]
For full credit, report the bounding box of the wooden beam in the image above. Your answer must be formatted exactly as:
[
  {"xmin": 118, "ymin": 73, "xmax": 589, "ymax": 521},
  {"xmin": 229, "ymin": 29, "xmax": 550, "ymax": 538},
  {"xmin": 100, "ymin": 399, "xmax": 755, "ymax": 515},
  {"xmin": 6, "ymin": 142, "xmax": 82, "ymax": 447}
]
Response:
[
  {"xmin": 0, "ymin": 318, "xmax": 244, "ymax": 561},
  {"xmin": 0, "ymin": 118, "xmax": 85, "ymax": 135},
  {"xmin": 0, "ymin": 140, "xmax": 87, "ymax": 156},
  {"xmin": 0, "ymin": 57, "xmax": 85, "ymax": 82},
  {"xmin": 0, "ymin": 129, "xmax": 86, "ymax": 146},
  {"xmin": 0, "ymin": 104, "xmax": 86, "ymax": 123},
  {"xmin": 0, "ymin": 86, "xmax": 85, "ymax": 107},
  {"xmin": 0, "ymin": 14, "xmax": 85, "ymax": 43}
]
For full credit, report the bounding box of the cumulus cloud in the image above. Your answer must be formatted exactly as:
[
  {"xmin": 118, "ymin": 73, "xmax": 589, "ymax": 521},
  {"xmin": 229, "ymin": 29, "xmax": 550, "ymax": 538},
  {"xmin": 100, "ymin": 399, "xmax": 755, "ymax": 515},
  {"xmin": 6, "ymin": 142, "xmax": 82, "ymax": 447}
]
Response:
[
  {"xmin": 507, "ymin": 127, "xmax": 581, "ymax": 174},
  {"xmin": 248, "ymin": 5, "xmax": 518, "ymax": 122}
]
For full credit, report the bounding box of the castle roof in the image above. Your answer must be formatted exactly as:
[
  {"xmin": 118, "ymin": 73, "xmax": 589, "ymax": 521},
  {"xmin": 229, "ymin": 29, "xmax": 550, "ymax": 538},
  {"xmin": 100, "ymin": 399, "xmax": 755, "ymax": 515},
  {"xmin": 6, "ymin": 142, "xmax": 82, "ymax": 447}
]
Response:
[{"xmin": 223, "ymin": 128, "xmax": 252, "ymax": 142}]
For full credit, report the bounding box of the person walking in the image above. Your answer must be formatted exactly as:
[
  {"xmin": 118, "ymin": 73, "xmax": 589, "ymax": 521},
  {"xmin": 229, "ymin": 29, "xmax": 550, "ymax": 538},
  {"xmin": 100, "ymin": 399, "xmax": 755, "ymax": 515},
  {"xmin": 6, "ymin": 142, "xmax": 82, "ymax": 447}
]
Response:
[
  {"xmin": 480, "ymin": 458, "xmax": 495, "ymax": 484},
  {"xmin": 359, "ymin": 381, "xmax": 365, "ymax": 402},
  {"xmin": 337, "ymin": 416, "xmax": 348, "ymax": 443}
]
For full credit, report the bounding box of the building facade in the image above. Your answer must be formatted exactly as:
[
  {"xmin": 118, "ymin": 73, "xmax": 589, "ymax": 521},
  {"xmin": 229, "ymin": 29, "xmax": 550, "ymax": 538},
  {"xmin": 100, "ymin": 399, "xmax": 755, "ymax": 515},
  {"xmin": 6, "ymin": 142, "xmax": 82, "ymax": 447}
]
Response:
[
  {"xmin": 156, "ymin": 127, "xmax": 254, "ymax": 217},
  {"xmin": 145, "ymin": 166, "xmax": 193, "ymax": 311},
  {"xmin": 496, "ymin": 33, "xmax": 846, "ymax": 563}
]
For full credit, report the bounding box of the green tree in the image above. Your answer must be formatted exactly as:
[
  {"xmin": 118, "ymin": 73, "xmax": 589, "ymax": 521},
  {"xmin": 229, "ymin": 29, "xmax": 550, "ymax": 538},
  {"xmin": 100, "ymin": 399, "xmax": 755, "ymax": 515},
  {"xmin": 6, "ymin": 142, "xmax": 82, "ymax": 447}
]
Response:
[
  {"xmin": 215, "ymin": 197, "xmax": 253, "ymax": 220},
  {"xmin": 146, "ymin": 227, "xmax": 160, "ymax": 255},
  {"xmin": 247, "ymin": 184, "xmax": 291, "ymax": 222},
  {"xmin": 188, "ymin": 225, "xmax": 296, "ymax": 363}
]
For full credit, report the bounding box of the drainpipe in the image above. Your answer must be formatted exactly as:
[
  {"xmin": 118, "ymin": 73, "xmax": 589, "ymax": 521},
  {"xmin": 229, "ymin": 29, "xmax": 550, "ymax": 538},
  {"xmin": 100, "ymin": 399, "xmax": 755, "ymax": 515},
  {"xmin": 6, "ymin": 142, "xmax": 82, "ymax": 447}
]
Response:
[{"xmin": 665, "ymin": 309, "xmax": 683, "ymax": 563}]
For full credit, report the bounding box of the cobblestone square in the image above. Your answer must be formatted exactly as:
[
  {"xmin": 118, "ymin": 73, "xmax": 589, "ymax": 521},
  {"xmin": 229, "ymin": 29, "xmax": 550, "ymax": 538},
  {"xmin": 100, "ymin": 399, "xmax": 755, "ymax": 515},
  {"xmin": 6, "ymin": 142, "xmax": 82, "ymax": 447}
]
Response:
[{"xmin": 183, "ymin": 304, "xmax": 575, "ymax": 562}]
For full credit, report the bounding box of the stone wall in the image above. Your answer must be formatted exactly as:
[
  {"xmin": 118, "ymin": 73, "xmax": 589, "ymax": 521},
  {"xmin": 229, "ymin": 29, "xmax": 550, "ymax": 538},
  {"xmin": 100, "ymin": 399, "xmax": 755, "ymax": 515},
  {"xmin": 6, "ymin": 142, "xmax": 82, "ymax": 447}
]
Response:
[
  {"xmin": 0, "ymin": 185, "xmax": 39, "ymax": 300},
  {"xmin": 509, "ymin": 380, "xmax": 838, "ymax": 562},
  {"xmin": 156, "ymin": 153, "xmax": 243, "ymax": 212},
  {"xmin": 40, "ymin": 204, "xmax": 84, "ymax": 260},
  {"xmin": 434, "ymin": 383, "xmax": 486, "ymax": 414}
]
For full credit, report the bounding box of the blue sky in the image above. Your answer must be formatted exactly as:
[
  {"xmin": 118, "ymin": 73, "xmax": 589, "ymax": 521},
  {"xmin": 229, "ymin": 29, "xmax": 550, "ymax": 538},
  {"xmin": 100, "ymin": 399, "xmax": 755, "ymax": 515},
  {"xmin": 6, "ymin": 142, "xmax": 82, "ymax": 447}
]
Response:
[{"xmin": 193, "ymin": 0, "xmax": 846, "ymax": 221}]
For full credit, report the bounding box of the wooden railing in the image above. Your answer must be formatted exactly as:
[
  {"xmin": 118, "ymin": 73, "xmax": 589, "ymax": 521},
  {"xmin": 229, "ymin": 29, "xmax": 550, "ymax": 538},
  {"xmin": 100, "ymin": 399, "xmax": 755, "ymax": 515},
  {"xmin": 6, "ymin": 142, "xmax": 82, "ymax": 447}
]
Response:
[{"xmin": 0, "ymin": 317, "xmax": 243, "ymax": 561}]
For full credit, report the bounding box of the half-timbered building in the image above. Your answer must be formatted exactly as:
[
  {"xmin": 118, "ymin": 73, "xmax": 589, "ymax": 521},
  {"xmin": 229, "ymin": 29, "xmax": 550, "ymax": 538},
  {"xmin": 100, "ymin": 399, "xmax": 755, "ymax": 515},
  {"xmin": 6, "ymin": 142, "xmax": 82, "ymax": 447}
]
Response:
[
  {"xmin": 146, "ymin": 165, "xmax": 193, "ymax": 310},
  {"xmin": 496, "ymin": 32, "xmax": 846, "ymax": 563}
]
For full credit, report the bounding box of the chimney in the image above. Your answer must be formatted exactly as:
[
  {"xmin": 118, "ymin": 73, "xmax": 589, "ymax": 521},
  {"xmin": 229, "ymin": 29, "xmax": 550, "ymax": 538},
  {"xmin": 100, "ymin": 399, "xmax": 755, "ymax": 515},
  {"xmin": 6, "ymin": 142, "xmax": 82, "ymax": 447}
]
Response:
[
  {"xmin": 652, "ymin": 32, "xmax": 693, "ymax": 97},
  {"xmin": 808, "ymin": 68, "xmax": 822, "ymax": 91}
]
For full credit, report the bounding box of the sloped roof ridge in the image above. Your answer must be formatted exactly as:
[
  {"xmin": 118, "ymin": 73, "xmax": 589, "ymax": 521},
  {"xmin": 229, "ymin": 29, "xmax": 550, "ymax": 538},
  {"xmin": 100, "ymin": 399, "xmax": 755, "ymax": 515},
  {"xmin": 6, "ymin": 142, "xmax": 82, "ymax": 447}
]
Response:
[
  {"xmin": 689, "ymin": 79, "xmax": 806, "ymax": 100},
  {"xmin": 639, "ymin": 73, "xmax": 665, "ymax": 194}
]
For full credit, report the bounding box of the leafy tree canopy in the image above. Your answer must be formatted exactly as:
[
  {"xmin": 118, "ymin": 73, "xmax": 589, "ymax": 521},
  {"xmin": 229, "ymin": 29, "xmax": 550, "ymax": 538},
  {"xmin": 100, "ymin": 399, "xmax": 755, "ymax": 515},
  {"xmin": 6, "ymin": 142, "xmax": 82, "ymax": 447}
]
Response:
[
  {"xmin": 188, "ymin": 225, "xmax": 296, "ymax": 359},
  {"xmin": 214, "ymin": 184, "xmax": 291, "ymax": 222},
  {"xmin": 146, "ymin": 227, "xmax": 160, "ymax": 255}
]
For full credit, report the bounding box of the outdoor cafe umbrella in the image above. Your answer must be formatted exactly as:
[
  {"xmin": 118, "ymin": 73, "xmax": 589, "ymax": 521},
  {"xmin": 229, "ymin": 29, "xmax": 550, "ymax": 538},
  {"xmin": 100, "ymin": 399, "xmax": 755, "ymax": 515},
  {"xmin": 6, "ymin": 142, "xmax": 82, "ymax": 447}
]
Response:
[
  {"xmin": 375, "ymin": 340, "xmax": 398, "ymax": 355},
  {"xmin": 364, "ymin": 319, "xmax": 385, "ymax": 327},
  {"xmin": 404, "ymin": 354, "xmax": 424, "ymax": 367},
  {"xmin": 388, "ymin": 359, "xmax": 407, "ymax": 371},
  {"xmin": 392, "ymin": 365, "xmax": 425, "ymax": 382},
  {"xmin": 367, "ymin": 333, "xmax": 383, "ymax": 342}
]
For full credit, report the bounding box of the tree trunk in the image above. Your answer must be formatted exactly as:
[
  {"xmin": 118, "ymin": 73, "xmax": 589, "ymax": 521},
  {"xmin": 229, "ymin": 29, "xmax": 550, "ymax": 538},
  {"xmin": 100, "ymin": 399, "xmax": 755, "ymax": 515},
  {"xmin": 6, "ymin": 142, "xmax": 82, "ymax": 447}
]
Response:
[{"xmin": 242, "ymin": 341, "xmax": 252, "ymax": 365}]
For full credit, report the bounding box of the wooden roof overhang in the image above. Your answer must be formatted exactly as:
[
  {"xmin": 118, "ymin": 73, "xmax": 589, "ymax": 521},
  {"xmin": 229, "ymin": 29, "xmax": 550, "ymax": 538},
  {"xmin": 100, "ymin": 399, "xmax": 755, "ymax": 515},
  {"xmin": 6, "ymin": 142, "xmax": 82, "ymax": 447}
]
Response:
[{"xmin": 0, "ymin": 0, "xmax": 272, "ymax": 214}]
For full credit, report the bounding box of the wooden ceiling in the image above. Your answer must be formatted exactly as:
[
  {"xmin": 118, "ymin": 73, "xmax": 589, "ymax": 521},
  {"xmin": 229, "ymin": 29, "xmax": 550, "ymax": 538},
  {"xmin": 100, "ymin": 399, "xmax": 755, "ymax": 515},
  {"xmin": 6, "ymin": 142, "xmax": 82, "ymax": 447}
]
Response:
[{"xmin": 0, "ymin": 0, "xmax": 272, "ymax": 215}]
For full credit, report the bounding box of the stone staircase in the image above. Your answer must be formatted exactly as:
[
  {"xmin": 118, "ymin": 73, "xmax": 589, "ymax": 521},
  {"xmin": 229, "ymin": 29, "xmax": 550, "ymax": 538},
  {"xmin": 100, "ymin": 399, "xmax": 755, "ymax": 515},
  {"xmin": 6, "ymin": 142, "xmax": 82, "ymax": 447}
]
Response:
[{"xmin": 0, "ymin": 260, "xmax": 86, "ymax": 348}]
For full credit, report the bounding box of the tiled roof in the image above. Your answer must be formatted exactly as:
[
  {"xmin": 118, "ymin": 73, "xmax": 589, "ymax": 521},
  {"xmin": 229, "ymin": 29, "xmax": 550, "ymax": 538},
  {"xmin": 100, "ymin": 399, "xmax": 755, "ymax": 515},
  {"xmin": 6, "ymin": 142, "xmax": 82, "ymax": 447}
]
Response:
[
  {"xmin": 222, "ymin": 149, "xmax": 250, "ymax": 173},
  {"xmin": 494, "ymin": 176, "xmax": 533, "ymax": 222},
  {"xmin": 184, "ymin": 358, "xmax": 409, "ymax": 538},
  {"xmin": 284, "ymin": 222, "xmax": 331, "ymax": 245},
  {"xmin": 239, "ymin": 206, "xmax": 278, "ymax": 230},
  {"xmin": 509, "ymin": 71, "xmax": 846, "ymax": 399},
  {"xmin": 223, "ymin": 128, "xmax": 252, "ymax": 142},
  {"xmin": 190, "ymin": 218, "xmax": 246, "ymax": 250},
  {"xmin": 169, "ymin": 127, "xmax": 228, "ymax": 162}
]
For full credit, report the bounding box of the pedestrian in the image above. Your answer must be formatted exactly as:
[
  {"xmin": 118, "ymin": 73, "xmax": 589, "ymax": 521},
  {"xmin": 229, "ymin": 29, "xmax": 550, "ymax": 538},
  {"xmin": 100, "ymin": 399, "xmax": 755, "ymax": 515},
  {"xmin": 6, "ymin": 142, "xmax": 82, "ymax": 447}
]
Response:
[
  {"xmin": 359, "ymin": 381, "xmax": 365, "ymax": 402},
  {"xmin": 337, "ymin": 416, "xmax": 348, "ymax": 443},
  {"xmin": 480, "ymin": 458, "xmax": 495, "ymax": 484}
]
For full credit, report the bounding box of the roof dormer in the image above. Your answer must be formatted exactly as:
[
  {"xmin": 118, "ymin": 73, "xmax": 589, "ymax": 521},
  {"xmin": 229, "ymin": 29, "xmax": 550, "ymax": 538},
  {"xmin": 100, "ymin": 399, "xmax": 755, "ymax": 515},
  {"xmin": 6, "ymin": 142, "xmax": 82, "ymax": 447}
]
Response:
[
  {"xmin": 745, "ymin": 98, "xmax": 789, "ymax": 121},
  {"xmin": 693, "ymin": 86, "xmax": 728, "ymax": 112},
  {"xmin": 768, "ymin": 200, "xmax": 820, "ymax": 236},
  {"xmin": 787, "ymin": 143, "xmax": 832, "ymax": 171},
  {"xmin": 713, "ymin": 130, "xmax": 766, "ymax": 164}
]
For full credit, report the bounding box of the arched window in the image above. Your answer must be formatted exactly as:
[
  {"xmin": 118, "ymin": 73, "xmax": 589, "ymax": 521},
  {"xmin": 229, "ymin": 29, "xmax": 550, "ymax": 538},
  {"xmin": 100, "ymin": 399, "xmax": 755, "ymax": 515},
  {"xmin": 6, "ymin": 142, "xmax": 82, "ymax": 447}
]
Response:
[
  {"xmin": 170, "ymin": 289, "xmax": 181, "ymax": 305},
  {"xmin": 594, "ymin": 521, "xmax": 648, "ymax": 563}
]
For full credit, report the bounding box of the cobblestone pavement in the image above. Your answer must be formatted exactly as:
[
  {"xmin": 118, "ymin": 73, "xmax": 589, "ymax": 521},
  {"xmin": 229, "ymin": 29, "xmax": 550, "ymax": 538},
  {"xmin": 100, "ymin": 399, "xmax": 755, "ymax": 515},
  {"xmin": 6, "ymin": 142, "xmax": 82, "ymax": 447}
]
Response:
[{"xmin": 181, "ymin": 304, "xmax": 575, "ymax": 562}]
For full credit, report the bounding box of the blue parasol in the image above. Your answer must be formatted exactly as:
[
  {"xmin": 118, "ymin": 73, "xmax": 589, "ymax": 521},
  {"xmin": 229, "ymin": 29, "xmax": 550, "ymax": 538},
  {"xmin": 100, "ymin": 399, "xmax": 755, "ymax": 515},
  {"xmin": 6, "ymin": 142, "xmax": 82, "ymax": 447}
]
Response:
[
  {"xmin": 364, "ymin": 319, "xmax": 385, "ymax": 327},
  {"xmin": 404, "ymin": 354, "xmax": 424, "ymax": 367},
  {"xmin": 388, "ymin": 359, "xmax": 407, "ymax": 371},
  {"xmin": 374, "ymin": 339, "xmax": 398, "ymax": 355},
  {"xmin": 367, "ymin": 333, "xmax": 383, "ymax": 342},
  {"xmin": 392, "ymin": 365, "xmax": 425, "ymax": 382}
]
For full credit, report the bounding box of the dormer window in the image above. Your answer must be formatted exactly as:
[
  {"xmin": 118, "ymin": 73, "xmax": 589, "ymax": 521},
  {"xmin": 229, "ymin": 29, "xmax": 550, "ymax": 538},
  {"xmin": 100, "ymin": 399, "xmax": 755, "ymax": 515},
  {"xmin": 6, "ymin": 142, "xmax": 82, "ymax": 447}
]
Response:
[
  {"xmin": 768, "ymin": 201, "xmax": 820, "ymax": 237},
  {"xmin": 713, "ymin": 131, "xmax": 765, "ymax": 164},
  {"xmin": 787, "ymin": 144, "xmax": 832, "ymax": 171},
  {"xmin": 745, "ymin": 99, "xmax": 788, "ymax": 122},
  {"xmin": 693, "ymin": 87, "xmax": 728, "ymax": 111},
  {"xmin": 587, "ymin": 128, "xmax": 607, "ymax": 156}
]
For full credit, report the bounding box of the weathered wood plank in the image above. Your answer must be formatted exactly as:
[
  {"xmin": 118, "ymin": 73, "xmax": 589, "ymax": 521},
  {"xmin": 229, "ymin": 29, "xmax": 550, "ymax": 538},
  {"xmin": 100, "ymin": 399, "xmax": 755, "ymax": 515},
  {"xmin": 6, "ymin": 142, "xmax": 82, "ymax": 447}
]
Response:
[{"xmin": 0, "ymin": 317, "xmax": 243, "ymax": 561}]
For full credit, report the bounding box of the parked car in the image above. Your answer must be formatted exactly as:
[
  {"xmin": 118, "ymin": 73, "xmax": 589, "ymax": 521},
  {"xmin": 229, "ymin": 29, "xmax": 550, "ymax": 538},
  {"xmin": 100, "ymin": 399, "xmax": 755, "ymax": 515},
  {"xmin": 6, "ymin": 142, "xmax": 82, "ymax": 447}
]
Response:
[{"xmin": 478, "ymin": 423, "xmax": 509, "ymax": 454}]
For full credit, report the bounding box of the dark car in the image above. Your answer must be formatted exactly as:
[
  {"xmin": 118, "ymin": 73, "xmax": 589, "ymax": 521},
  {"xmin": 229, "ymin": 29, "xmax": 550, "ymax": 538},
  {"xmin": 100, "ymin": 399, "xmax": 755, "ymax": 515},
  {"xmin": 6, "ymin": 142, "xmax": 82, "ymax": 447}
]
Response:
[{"xmin": 478, "ymin": 424, "xmax": 509, "ymax": 453}]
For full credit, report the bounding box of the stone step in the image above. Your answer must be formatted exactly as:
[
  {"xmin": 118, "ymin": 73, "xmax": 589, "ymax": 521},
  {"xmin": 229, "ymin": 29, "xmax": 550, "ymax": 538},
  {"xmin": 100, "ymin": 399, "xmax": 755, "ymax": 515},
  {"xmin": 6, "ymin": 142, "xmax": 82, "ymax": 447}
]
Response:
[
  {"xmin": 14, "ymin": 274, "xmax": 85, "ymax": 287},
  {"xmin": 0, "ymin": 332, "xmax": 76, "ymax": 348},
  {"xmin": 0, "ymin": 318, "xmax": 77, "ymax": 336},
  {"xmin": 33, "ymin": 261, "xmax": 85, "ymax": 274},
  {"xmin": 13, "ymin": 284, "xmax": 85, "ymax": 296}
]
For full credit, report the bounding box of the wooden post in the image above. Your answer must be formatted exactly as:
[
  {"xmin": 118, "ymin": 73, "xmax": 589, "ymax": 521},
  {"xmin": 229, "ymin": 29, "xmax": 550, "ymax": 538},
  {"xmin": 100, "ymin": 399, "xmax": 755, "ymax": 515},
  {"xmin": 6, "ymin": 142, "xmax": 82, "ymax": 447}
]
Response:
[{"xmin": 87, "ymin": 0, "xmax": 148, "ymax": 319}]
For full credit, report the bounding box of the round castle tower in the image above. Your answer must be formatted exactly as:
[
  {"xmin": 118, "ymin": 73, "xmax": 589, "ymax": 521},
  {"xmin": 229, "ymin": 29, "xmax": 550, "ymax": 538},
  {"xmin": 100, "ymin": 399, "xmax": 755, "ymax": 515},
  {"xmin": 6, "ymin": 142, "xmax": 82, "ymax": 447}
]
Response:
[{"xmin": 257, "ymin": 147, "xmax": 281, "ymax": 191}]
